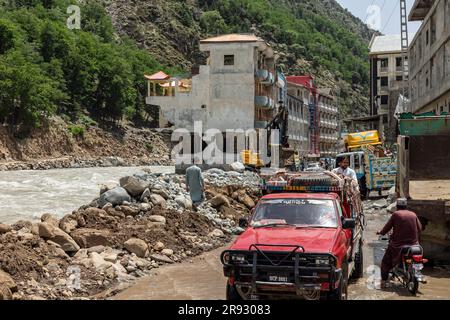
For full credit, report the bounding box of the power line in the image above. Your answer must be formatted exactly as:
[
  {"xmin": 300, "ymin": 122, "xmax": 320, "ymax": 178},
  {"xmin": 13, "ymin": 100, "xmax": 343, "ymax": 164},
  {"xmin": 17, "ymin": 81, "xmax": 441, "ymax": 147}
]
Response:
[
  {"xmin": 379, "ymin": 0, "xmax": 388, "ymax": 13},
  {"xmin": 381, "ymin": 0, "xmax": 400, "ymax": 34}
]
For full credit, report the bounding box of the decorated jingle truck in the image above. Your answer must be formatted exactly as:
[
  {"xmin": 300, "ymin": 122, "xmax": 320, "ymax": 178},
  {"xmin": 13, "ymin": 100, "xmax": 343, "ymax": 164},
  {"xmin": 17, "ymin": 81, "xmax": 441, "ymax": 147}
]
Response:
[
  {"xmin": 220, "ymin": 171, "xmax": 364, "ymax": 300},
  {"xmin": 337, "ymin": 130, "xmax": 397, "ymax": 197}
]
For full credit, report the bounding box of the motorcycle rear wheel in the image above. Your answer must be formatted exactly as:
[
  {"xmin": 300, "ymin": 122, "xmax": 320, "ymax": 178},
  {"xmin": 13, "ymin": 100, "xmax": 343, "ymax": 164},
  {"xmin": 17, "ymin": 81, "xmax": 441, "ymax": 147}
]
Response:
[{"xmin": 407, "ymin": 277, "xmax": 419, "ymax": 295}]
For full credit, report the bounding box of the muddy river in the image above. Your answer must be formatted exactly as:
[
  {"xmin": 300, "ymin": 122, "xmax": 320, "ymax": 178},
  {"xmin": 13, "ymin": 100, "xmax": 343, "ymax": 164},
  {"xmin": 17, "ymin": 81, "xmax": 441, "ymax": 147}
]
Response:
[{"xmin": 0, "ymin": 166, "xmax": 174, "ymax": 224}]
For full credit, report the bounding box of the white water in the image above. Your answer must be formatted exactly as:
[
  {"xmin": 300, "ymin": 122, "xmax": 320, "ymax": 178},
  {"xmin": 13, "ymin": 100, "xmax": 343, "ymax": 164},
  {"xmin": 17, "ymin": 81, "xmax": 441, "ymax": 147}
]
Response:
[{"xmin": 0, "ymin": 166, "xmax": 174, "ymax": 224}]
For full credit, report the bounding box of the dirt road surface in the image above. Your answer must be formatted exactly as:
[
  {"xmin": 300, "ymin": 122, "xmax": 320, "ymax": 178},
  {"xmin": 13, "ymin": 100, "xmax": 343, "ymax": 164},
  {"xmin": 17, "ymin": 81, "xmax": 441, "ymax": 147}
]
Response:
[
  {"xmin": 114, "ymin": 212, "xmax": 450, "ymax": 300},
  {"xmin": 114, "ymin": 247, "xmax": 228, "ymax": 300}
]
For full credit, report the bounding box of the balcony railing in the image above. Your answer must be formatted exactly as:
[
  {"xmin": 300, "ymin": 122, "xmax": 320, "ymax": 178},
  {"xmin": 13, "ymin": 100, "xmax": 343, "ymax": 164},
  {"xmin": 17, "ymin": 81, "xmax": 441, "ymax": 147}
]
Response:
[
  {"xmin": 255, "ymin": 69, "xmax": 275, "ymax": 86},
  {"xmin": 255, "ymin": 96, "xmax": 274, "ymax": 109},
  {"xmin": 379, "ymin": 67, "xmax": 388, "ymax": 73}
]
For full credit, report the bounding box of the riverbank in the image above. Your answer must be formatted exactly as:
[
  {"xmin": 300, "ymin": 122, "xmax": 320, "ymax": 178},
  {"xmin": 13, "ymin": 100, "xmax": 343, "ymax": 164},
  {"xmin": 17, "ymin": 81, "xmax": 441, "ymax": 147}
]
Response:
[
  {"xmin": 0, "ymin": 117, "xmax": 173, "ymax": 172},
  {"xmin": 0, "ymin": 169, "xmax": 261, "ymax": 300}
]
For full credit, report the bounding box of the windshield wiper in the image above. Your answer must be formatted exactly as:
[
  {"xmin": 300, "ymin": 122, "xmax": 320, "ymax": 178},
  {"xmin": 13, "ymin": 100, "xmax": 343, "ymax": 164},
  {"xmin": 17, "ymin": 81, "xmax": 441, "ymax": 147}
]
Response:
[
  {"xmin": 253, "ymin": 223, "xmax": 297, "ymax": 229},
  {"xmin": 296, "ymin": 225, "xmax": 335, "ymax": 229}
]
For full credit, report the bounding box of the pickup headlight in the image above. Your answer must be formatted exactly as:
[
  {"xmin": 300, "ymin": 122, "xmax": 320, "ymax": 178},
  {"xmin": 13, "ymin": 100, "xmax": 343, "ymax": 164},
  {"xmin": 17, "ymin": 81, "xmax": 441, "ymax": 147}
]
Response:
[
  {"xmin": 315, "ymin": 258, "xmax": 330, "ymax": 266},
  {"xmin": 221, "ymin": 251, "xmax": 248, "ymax": 265},
  {"xmin": 231, "ymin": 254, "xmax": 248, "ymax": 263},
  {"xmin": 315, "ymin": 256, "xmax": 336, "ymax": 267},
  {"xmin": 222, "ymin": 252, "xmax": 230, "ymax": 264}
]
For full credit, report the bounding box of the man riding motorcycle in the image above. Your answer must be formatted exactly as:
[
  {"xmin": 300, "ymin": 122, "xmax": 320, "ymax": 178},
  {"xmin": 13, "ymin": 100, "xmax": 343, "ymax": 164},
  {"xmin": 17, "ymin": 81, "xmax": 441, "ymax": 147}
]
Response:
[{"xmin": 376, "ymin": 198, "xmax": 423, "ymax": 288}]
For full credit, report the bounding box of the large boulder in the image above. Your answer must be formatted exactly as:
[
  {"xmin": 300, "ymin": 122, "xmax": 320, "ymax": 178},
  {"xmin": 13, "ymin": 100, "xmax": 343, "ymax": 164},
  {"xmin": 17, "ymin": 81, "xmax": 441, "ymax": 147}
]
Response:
[
  {"xmin": 0, "ymin": 270, "xmax": 17, "ymax": 293},
  {"xmin": 219, "ymin": 206, "xmax": 240, "ymax": 219},
  {"xmin": 0, "ymin": 223, "xmax": 11, "ymax": 234},
  {"xmin": 149, "ymin": 194, "xmax": 166, "ymax": 207},
  {"xmin": 230, "ymin": 162, "xmax": 245, "ymax": 173},
  {"xmin": 119, "ymin": 176, "xmax": 147, "ymax": 197},
  {"xmin": 124, "ymin": 238, "xmax": 149, "ymax": 258},
  {"xmin": 71, "ymin": 228, "xmax": 111, "ymax": 248},
  {"xmin": 59, "ymin": 214, "xmax": 78, "ymax": 234},
  {"xmin": 40, "ymin": 213, "xmax": 60, "ymax": 227},
  {"xmin": 237, "ymin": 191, "xmax": 255, "ymax": 209},
  {"xmin": 151, "ymin": 188, "xmax": 170, "ymax": 200},
  {"xmin": 150, "ymin": 253, "xmax": 174, "ymax": 264},
  {"xmin": 140, "ymin": 188, "xmax": 151, "ymax": 202},
  {"xmin": 209, "ymin": 195, "xmax": 230, "ymax": 208},
  {"xmin": 38, "ymin": 223, "xmax": 80, "ymax": 253},
  {"xmin": 174, "ymin": 195, "xmax": 192, "ymax": 209},
  {"xmin": 98, "ymin": 187, "xmax": 131, "ymax": 207},
  {"xmin": 103, "ymin": 156, "xmax": 125, "ymax": 167},
  {"xmin": 0, "ymin": 285, "xmax": 12, "ymax": 300},
  {"xmin": 116, "ymin": 205, "xmax": 139, "ymax": 217},
  {"xmin": 148, "ymin": 215, "xmax": 166, "ymax": 225}
]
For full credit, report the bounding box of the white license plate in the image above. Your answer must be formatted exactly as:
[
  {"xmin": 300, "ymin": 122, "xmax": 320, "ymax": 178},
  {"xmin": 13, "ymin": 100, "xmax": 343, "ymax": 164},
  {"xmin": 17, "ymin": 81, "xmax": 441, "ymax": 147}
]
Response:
[
  {"xmin": 269, "ymin": 275, "xmax": 288, "ymax": 282},
  {"xmin": 413, "ymin": 264, "xmax": 423, "ymax": 271}
]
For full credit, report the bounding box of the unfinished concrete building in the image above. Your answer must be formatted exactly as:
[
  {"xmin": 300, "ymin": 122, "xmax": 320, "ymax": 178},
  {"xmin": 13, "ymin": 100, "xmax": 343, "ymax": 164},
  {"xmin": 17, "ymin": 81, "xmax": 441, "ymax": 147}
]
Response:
[
  {"xmin": 369, "ymin": 34, "xmax": 413, "ymax": 142},
  {"xmin": 145, "ymin": 34, "xmax": 281, "ymax": 132},
  {"xmin": 408, "ymin": 0, "xmax": 450, "ymax": 115}
]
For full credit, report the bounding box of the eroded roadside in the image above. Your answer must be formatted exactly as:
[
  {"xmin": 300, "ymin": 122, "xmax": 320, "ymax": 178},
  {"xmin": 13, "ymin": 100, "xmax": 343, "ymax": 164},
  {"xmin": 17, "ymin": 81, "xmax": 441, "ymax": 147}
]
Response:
[
  {"xmin": 0, "ymin": 169, "xmax": 260, "ymax": 300},
  {"xmin": 113, "ymin": 203, "xmax": 450, "ymax": 301}
]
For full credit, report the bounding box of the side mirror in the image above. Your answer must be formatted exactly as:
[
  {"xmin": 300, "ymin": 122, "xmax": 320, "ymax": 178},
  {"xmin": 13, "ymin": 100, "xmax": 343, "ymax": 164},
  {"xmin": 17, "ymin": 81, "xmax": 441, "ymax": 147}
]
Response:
[
  {"xmin": 342, "ymin": 218, "xmax": 356, "ymax": 229},
  {"xmin": 239, "ymin": 217, "xmax": 249, "ymax": 229}
]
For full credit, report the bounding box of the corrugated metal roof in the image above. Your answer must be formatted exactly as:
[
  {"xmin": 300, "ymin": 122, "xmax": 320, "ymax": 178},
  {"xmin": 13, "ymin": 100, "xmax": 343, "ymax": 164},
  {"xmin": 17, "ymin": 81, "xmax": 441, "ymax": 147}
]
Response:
[
  {"xmin": 200, "ymin": 34, "xmax": 263, "ymax": 43},
  {"xmin": 145, "ymin": 71, "xmax": 170, "ymax": 81}
]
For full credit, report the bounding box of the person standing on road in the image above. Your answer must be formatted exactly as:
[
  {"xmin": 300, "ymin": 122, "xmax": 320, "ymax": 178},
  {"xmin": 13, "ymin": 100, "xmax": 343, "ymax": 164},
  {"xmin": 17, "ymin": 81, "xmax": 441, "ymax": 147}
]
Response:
[
  {"xmin": 186, "ymin": 157, "xmax": 205, "ymax": 208},
  {"xmin": 332, "ymin": 157, "xmax": 357, "ymax": 182},
  {"xmin": 377, "ymin": 198, "xmax": 423, "ymax": 288}
]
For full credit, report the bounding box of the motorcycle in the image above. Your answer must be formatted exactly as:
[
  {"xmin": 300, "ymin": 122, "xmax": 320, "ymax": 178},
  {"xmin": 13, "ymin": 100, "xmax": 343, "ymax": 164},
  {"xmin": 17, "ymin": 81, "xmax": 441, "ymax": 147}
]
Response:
[{"xmin": 390, "ymin": 244, "xmax": 428, "ymax": 295}]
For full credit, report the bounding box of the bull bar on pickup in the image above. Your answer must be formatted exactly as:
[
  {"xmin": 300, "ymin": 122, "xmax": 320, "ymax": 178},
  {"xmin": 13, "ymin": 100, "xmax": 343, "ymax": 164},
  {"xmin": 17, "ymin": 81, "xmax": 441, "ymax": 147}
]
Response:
[{"xmin": 221, "ymin": 244, "xmax": 341, "ymax": 299}]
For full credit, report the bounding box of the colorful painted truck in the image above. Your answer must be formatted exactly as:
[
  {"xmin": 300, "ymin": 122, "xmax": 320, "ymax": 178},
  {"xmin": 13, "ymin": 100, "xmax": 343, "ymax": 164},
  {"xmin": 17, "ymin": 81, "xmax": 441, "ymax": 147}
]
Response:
[
  {"xmin": 337, "ymin": 131, "xmax": 396, "ymax": 197},
  {"xmin": 397, "ymin": 114, "xmax": 450, "ymax": 261}
]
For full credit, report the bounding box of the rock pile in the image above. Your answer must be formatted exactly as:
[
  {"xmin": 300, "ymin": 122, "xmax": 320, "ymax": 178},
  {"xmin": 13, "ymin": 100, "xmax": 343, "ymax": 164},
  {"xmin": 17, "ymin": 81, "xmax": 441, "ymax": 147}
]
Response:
[{"xmin": 0, "ymin": 169, "xmax": 260, "ymax": 300}]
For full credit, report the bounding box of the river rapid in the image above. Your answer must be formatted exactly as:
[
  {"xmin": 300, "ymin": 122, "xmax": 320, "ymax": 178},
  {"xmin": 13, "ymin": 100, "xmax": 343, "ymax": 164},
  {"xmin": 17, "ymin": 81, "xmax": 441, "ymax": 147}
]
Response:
[{"xmin": 0, "ymin": 166, "xmax": 174, "ymax": 224}]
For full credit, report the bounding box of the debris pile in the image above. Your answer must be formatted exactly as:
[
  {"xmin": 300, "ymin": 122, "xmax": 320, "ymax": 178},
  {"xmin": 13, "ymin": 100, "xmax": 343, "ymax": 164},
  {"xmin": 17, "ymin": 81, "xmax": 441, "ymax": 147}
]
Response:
[{"xmin": 0, "ymin": 169, "xmax": 260, "ymax": 300}]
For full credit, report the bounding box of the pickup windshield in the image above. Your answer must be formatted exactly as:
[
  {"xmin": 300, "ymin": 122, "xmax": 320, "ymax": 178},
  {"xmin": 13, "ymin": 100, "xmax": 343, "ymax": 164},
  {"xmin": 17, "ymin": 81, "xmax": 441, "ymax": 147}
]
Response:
[{"xmin": 251, "ymin": 199, "xmax": 338, "ymax": 228}]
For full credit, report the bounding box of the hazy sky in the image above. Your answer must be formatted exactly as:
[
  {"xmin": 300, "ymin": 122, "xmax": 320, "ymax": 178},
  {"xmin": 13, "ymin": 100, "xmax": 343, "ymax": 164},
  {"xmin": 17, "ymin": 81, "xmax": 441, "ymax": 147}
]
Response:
[{"xmin": 336, "ymin": 0, "xmax": 421, "ymax": 37}]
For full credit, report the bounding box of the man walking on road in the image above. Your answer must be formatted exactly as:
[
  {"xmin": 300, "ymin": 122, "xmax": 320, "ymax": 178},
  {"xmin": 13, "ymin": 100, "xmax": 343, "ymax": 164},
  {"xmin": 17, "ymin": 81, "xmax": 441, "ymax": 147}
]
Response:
[
  {"xmin": 377, "ymin": 198, "xmax": 423, "ymax": 287},
  {"xmin": 186, "ymin": 157, "xmax": 205, "ymax": 208}
]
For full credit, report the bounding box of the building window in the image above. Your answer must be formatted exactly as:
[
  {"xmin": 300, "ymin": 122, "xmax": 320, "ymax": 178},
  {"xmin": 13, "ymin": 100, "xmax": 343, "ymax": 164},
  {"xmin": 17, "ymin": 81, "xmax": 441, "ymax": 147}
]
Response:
[
  {"xmin": 426, "ymin": 30, "xmax": 429, "ymax": 46},
  {"xmin": 380, "ymin": 58, "xmax": 389, "ymax": 69},
  {"xmin": 431, "ymin": 13, "xmax": 436, "ymax": 44},
  {"xmin": 224, "ymin": 55, "xmax": 234, "ymax": 66},
  {"xmin": 380, "ymin": 77, "xmax": 389, "ymax": 87},
  {"xmin": 396, "ymin": 57, "xmax": 402, "ymax": 68},
  {"xmin": 381, "ymin": 95, "xmax": 388, "ymax": 105},
  {"xmin": 396, "ymin": 75, "xmax": 403, "ymax": 81}
]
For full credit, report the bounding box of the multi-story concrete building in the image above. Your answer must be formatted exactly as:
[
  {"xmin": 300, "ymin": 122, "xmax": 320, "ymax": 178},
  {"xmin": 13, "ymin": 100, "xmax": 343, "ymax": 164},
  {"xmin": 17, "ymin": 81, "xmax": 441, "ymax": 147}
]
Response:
[
  {"xmin": 286, "ymin": 76, "xmax": 339, "ymax": 158},
  {"xmin": 285, "ymin": 78, "xmax": 311, "ymax": 157},
  {"xmin": 369, "ymin": 34, "xmax": 407, "ymax": 117},
  {"xmin": 318, "ymin": 89, "xmax": 339, "ymax": 157},
  {"xmin": 408, "ymin": 0, "xmax": 450, "ymax": 115},
  {"xmin": 145, "ymin": 34, "xmax": 281, "ymax": 132}
]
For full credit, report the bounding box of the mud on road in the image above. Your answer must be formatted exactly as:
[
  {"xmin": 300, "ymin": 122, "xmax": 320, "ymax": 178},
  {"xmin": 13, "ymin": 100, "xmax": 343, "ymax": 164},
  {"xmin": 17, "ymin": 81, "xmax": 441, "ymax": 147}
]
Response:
[{"xmin": 114, "ymin": 210, "xmax": 450, "ymax": 300}]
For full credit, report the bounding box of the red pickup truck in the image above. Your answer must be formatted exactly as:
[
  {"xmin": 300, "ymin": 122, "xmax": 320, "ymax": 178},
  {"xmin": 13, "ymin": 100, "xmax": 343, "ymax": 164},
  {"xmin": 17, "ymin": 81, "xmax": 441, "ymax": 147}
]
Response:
[{"xmin": 221, "ymin": 173, "xmax": 364, "ymax": 300}]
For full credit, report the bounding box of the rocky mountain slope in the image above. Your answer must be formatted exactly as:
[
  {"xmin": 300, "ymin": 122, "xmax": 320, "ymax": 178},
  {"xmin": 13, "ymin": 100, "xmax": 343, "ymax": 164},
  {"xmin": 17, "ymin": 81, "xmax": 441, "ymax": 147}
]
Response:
[{"xmin": 102, "ymin": 0, "xmax": 375, "ymax": 118}]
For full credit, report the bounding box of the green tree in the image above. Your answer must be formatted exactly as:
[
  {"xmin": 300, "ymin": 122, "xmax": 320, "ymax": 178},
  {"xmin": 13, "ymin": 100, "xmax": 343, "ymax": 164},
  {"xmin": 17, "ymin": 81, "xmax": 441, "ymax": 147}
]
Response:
[{"xmin": 200, "ymin": 11, "xmax": 228, "ymax": 34}]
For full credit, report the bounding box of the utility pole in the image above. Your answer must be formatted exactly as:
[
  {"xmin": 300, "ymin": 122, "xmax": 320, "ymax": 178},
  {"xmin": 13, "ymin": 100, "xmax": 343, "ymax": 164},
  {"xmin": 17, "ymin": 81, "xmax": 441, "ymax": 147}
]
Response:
[{"xmin": 400, "ymin": 0, "xmax": 409, "ymax": 103}]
